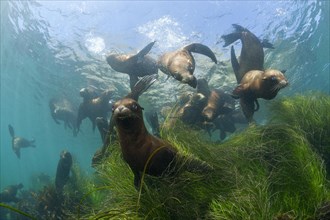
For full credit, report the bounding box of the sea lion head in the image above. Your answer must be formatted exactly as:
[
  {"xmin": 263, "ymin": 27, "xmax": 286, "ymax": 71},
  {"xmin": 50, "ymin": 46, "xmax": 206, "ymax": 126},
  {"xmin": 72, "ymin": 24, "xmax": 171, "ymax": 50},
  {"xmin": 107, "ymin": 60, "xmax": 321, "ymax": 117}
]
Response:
[
  {"xmin": 80, "ymin": 88, "xmax": 93, "ymax": 100},
  {"xmin": 261, "ymin": 69, "xmax": 288, "ymax": 99},
  {"xmin": 112, "ymin": 98, "xmax": 144, "ymax": 132}
]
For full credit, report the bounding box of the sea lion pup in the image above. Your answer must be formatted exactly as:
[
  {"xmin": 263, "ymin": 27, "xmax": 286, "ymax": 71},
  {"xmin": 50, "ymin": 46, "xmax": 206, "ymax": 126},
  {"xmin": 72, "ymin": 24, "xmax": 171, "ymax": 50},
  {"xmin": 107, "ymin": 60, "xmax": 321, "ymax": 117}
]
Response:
[
  {"xmin": 8, "ymin": 124, "xmax": 36, "ymax": 159},
  {"xmin": 144, "ymin": 110, "xmax": 160, "ymax": 137},
  {"xmin": 49, "ymin": 97, "xmax": 78, "ymax": 136},
  {"xmin": 233, "ymin": 69, "xmax": 288, "ymax": 122},
  {"xmin": 197, "ymin": 79, "xmax": 234, "ymax": 123},
  {"xmin": 158, "ymin": 43, "xmax": 218, "ymax": 88},
  {"xmin": 106, "ymin": 41, "xmax": 158, "ymax": 89},
  {"xmin": 55, "ymin": 150, "xmax": 72, "ymax": 192},
  {"xmin": 221, "ymin": 24, "xmax": 274, "ymax": 83},
  {"xmin": 0, "ymin": 183, "xmax": 23, "ymax": 203},
  {"xmin": 77, "ymin": 88, "xmax": 114, "ymax": 132}
]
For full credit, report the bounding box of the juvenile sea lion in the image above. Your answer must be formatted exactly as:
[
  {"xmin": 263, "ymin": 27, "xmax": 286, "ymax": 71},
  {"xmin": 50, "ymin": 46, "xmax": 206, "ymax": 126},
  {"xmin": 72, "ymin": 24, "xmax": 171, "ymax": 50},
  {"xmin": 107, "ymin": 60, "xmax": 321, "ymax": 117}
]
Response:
[
  {"xmin": 158, "ymin": 43, "xmax": 218, "ymax": 88},
  {"xmin": 55, "ymin": 150, "xmax": 72, "ymax": 192},
  {"xmin": 112, "ymin": 74, "xmax": 178, "ymax": 188},
  {"xmin": 106, "ymin": 41, "xmax": 158, "ymax": 89},
  {"xmin": 0, "ymin": 183, "xmax": 23, "ymax": 203},
  {"xmin": 177, "ymin": 93, "xmax": 207, "ymax": 125},
  {"xmin": 145, "ymin": 110, "xmax": 161, "ymax": 137},
  {"xmin": 222, "ymin": 24, "xmax": 274, "ymax": 83},
  {"xmin": 233, "ymin": 69, "xmax": 288, "ymax": 122},
  {"xmin": 77, "ymin": 88, "xmax": 114, "ymax": 131},
  {"xmin": 49, "ymin": 97, "xmax": 78, "ymax": 136},
  {"xmin": 8, "ymin": 124, "xmax": 36, "ymax": 159}
]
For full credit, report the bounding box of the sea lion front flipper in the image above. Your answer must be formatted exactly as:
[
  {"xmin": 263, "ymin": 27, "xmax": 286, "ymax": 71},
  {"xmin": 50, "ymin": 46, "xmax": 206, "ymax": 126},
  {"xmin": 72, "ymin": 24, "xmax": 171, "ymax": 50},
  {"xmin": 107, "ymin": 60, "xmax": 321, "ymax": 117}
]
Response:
[
  {"xmin": 15, "ymin": 149, "xmax": 21, "ymax": 159},
  {"xmin": 240, "ymin": 98, "xmax": 255, "ymax": 123},
  {"xmin": 134, "ymin": 41, "xmax": 156, "ymax": 63},
  {"xmin": 8, "ymin": 124, "xmax": 15, "ymax": 138},
  {"xmin": 230, "ymin": 46, "xmax": 241, "ymax": 83},
  {"xmin": 129, "ymin": 74, "xmax": 139, "ymax": 90},
  {"xmin": 127, "ymin": 74, "xmax": 158, "ymax": 101},
  {"xmin": 183, "ymin": 43, "xmax": 217, "ymax": 64},
  {"xmin": 261, "ymin": 39, "xmax": 274, "ymax": 49}
]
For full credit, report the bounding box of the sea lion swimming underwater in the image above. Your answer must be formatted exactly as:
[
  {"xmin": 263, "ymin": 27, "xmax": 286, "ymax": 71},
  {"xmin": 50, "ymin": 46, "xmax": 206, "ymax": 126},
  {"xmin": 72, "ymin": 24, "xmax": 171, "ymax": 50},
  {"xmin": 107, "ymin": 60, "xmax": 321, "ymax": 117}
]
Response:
[
  {"xmin": 232, "ymin": 69, "xmax": 288, "ymax": 122},
  {"xmin": 0, "ymin": 183, "xmax": 23, "ymax": 203},
  {"xmin": 221, "ymin": 24, "xmax": 274, "ymax": 83},
  {"xmin": 49, "ymin": 97, "xmax": 78, "ymax": 136},
  {"xmin": 55, "ymin": 150, "xmax": 72, "ymax": 192},
  {"xmin": 158, "ymin": 43, "xmax": 218, "ymax": 88},
  {"xmin": 8, "ymin": 124, "xmax": 36, "ymax": 159},
  {"xmin": 77, "ymin": 88, "xmax": 114, "ymax": 132},
  {"xmin": 222, "ymin": 24, "xmax": 288, "ymax": 122},
  {"xmin": 106, "ymin": 41, "xmax": 158, "ymax": 90}
]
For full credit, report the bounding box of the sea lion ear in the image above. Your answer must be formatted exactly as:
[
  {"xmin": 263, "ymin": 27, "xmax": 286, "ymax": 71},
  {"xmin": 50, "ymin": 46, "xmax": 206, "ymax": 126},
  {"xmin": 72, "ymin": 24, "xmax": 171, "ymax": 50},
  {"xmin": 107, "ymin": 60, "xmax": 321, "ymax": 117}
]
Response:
[{"xmin": 281, "ymin": 70, "xmax": 287, "ymax": 74}]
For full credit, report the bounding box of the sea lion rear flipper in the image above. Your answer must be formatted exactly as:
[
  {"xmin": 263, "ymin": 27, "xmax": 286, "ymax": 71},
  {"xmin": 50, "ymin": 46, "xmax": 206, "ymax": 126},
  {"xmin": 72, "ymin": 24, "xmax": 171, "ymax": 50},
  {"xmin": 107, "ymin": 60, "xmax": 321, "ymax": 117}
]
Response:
[
  {"xmin": 183, "ymin": 43, "xmax": 217, "ymax": 64},
  {"xmin": 135, "ymin": 41, "xmax": 156, "ymax": 61},
  {"xmin": 261, "ymin": 39, "xmax": 274, "ymax": 49},
  {"xmin": 15, "ymin": 149, "xmax": 21, "ymax": 159},
  {"xmin": 221, "ymin": 24, "xmax": 245, "ymax": 47},
  {"xmin": 127, "ymin": 74, "xmax": 158, "ymax": 101},
  {"xmin": 230, "ymin": 46, "xmax": 240, "ymax": 83},
  {"xmin": 8, "ymin": 124, "xmax": 15, "ymax": 138}
]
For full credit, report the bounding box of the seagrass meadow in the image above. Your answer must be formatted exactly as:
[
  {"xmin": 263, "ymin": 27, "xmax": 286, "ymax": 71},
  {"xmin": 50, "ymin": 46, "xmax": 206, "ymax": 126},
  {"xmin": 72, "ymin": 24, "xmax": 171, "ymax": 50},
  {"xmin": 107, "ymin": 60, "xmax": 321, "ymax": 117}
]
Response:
[{"xmin": 69, "ymin": 92, "xmax": 330, "ymax": 220}]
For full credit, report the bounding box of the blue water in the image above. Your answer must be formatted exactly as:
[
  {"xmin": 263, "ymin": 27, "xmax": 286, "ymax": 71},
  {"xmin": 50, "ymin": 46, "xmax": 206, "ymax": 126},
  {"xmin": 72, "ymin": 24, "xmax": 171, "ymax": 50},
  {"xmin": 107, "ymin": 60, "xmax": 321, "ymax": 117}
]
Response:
[{"xmin": 1, "ymin": 1, "xmax": 329, "ymax": 191}]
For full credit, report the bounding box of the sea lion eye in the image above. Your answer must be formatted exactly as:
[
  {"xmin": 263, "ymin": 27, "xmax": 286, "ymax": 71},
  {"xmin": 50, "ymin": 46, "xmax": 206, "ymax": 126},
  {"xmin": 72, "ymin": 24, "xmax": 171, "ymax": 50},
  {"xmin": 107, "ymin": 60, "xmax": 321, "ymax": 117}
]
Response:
[
  {"xmin": 271, "ymin": 76, "xmax": 277, "ymax": 81},
  {"xmin": 131, "ymin": 103, "xmax": 139, "ymax": 111}
]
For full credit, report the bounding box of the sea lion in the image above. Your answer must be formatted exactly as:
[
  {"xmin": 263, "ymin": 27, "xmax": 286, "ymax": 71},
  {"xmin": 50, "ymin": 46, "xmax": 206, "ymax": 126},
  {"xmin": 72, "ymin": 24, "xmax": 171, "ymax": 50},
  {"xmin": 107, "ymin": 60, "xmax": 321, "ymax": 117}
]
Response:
[
  {"xmin": 49, "ymin": 97, "xmax": 78, "ymax": 136},
  {"xmin": 77, "ymin": 88, "xmax": 114, "ymax": 132},
  {"xmin": 197, "ymin": 79, "xmax": 234, "ymax": 123},
  {"xmin": 112, "ymin": 74, "xmax": 178, "ymax": 188},
  {"xmin": 0, "ymin": 183, "xmax": 23, "ymax": 203},
  {"xmin": 55, "ymin": 150, "xmax": 72, "ymax": 192},
  {"xmin": 221, "ymin": 24, "xmax": 274, "ymax": 83},
  {"xmin": 106, "ymin": 41, "xmax": 158, "ymax": 89},
  {"xmin": 8, "ymin": 124, "xmax": 36, "ymax": 159},
  {"xmin": 158, "ymin": 43, "xmax": 218, "ymax": 88},
  {"xmin": 177, "ymin": 93, "xmax": 207, "ymax": 125},
  {"xmin": 145, "ymin": 110, "xmax": 161, "ymax": 137},
  {"xmin": 232, "ymin": 69, "xmax": 288, "ymax": 122}
]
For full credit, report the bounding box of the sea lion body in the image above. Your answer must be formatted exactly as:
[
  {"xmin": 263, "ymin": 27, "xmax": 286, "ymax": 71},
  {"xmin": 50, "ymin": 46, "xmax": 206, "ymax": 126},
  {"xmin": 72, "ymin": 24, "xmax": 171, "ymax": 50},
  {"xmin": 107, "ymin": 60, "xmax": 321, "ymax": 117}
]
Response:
[
  {"xmin": 8, "ymin": 125, "xmax": 35, "ymax": 159},
  {"xmin": 158, "ymin": 43, "xmax": 217, "ymax": 88},
  {"xmin": 106, "ymin": 41, "xmax": 158, "ymax": 89},
  {"xmin": 55, "ymin": 151, "xmax": 72, "ymax": 192},
  {"xmin": 0, "ymin": 183, "xmax": 23, "ymax": 203},
  {"xmin": 49, "ymin": 98, "xmax": 78, "ymax": 136},
  {"xmin": 113, "ymin": 97, "xmax": 177, "ymax": 188},
  {"xmin": 77, "ymin": 89, "xmax": 114, "ymax": 131},
  {"xmin": 222, "ymin": 24, "xmax": 274, "ymax": 83},
  {"xmin": 233, "ymin": 69, "xmax": 288, "ymax": 122}
]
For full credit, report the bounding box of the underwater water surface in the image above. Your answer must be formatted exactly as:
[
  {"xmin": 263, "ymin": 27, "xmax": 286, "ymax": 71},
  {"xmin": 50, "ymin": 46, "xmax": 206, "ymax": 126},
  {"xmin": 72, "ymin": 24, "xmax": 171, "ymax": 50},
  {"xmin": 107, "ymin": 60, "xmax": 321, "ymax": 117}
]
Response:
[{"xmin": 0, "ymin": 0, "xmax": 329, "ymax": 219}]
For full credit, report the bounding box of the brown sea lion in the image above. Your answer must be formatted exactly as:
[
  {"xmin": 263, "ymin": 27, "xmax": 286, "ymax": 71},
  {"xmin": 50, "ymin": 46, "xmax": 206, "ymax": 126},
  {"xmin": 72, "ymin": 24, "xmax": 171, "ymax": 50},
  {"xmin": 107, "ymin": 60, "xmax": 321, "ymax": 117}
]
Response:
[
  {"xmin": 232, "ymin": 69, "xmax": 288, "ymax": 122},
  {"xmin": 8, "ymin": 125, "xmax": 36, "ymax": 159},
  {"xmin": 106, "ymin": 41, "xmax": 158, "ymax": 89},
  {"xmin": 221, "ymin": 24, "xmax": 274, "ymax": 83},
  {"xmin": 49, "ymin": 97, "xmax": 78, "ymax": 136},
  {"xmin": 77, "ymin": 88, "xmax": 114, "ymax": 132},
  {"xmin": 158, "ymin": 43, "xmax": 218, "ymax": 88},
  {"xmin": 197, "ymin": 79, "xmax": 234, "ymax": 123},
  {"xmin": 0, "ymin": 183, "xmax": 23, "ymax": 203},
  {"xmin": 55, "ymin": 150, "xmax": 72, "ymax": 192},
  {"xmin": 177, "ymin": 93, "xmax": 207, "ymax": 125},
  {"xmin": 111, "ymin": 74, "xmax": 178, "ymax": 188}
]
